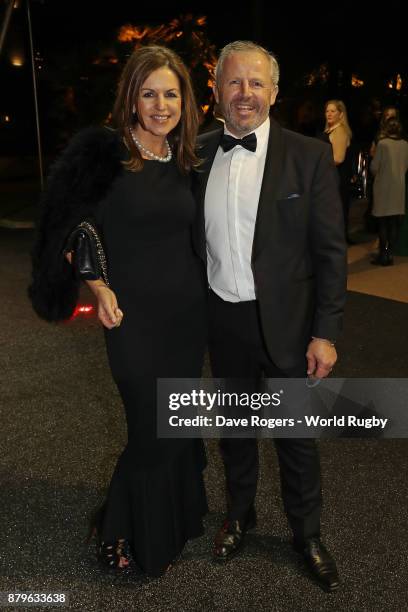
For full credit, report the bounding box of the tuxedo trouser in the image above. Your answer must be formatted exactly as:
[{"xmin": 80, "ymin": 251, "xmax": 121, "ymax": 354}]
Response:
[{"xmin": 208, "ymin": 290, "xmax": 322, "ymax": 544}]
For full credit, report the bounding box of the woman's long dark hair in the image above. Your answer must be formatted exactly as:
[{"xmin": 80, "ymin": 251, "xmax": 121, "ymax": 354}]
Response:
[{"xmin": 113, "ymin": 45, "xmax": 200, "ymax": 173}]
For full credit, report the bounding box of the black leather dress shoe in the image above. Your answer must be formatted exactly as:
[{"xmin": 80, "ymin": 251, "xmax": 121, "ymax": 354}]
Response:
[
  {"xmin": 213, "ymin": 510, "xmax": 256, "ymax": 562},
  {"xmin": 295, "ymin": 538, "xmax": 340, "ymax": 592}
]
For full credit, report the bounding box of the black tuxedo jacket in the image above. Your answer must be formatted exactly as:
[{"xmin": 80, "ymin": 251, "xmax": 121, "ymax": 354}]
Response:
[{"xmin": 193, "ymin": 118, "xmax": 347, "ymax": 370}]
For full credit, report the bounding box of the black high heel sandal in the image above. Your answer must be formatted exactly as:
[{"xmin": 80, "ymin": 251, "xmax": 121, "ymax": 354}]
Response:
[
  {"xmin": 87, "ymin": 504, "xmax": 132, "ymax": 571},
  {"xmin": 97, "ymin": 539, "xmax": 132, "ymax": 570}
]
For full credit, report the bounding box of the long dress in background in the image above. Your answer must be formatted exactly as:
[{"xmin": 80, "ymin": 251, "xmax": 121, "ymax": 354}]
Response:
[{"xmin": 319, "ymin": 130, "xmax": 354, "ymax": 235}]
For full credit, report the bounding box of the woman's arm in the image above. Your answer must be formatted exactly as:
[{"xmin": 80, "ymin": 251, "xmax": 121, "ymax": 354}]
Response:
[
  {"xmin": 29, "ymin": 127, "xmax": 123, "ymax": 323},
  {"xmin": 86, "ymin": 280, "xmax": 124, "ymax": 329},
  {"xmin": 329, "ymin": 127, "xmax": 349, "ymax": 165},
  {"xmin": 65, "ymin": 252, "xmax": 123, "ymax": 328}
]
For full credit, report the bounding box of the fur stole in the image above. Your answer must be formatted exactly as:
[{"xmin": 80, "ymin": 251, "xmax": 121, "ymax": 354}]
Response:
[{"xmin": 28, "ymin": 126, "xmax": 124, "ymax": 321}]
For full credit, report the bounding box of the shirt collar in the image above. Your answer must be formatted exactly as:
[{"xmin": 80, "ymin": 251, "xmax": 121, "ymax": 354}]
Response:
[{"xmin": 223, "ymin": 117, "xmax": 270, "ymax": 158}]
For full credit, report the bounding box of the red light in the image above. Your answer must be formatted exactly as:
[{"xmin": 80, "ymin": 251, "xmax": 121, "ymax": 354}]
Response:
[
  {"xmin": 72, "ymin": 304, "xmax": 94, "ymax": 317},
  {"xmin": 78, "ymin": 305, "xmax": 93, "ymax": 313}
]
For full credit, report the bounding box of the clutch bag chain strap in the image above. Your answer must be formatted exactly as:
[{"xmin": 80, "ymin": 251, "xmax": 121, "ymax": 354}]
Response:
[{"xmin": 78, "ymin": 221, "xmax": 110, "ymax": 287}]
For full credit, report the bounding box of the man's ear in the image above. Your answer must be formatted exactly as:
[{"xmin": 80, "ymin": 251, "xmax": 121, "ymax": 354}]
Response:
[{"xmin": 213, "ymin": 84, "xmax": 220, "ymax": 105}]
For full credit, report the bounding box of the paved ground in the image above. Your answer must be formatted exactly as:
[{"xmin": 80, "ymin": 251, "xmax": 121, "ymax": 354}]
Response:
[{"xmin": 0, "ymin": 228, "xmax": 407, "ymax": 611}]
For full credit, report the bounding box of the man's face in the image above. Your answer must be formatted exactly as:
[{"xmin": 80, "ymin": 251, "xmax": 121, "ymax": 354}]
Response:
[{"xmin": 214, "ymin": 51, "xmax": 277, "ymax": 137}]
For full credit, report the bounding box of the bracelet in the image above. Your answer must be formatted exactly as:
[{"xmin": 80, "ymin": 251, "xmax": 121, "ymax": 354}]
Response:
[{"xmin": 311, "ymin": 336, "xmax": 336, "ymax": 347}]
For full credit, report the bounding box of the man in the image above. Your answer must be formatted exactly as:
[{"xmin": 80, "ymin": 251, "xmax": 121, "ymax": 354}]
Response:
[{"xmin": 194, "ymin": 41, "xmax": 347, "ymax": 592}]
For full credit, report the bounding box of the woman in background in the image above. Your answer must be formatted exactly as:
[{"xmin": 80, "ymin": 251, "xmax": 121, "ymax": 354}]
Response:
[
  {"xmin": 321, "ymin": 100, "xmax": 354, "ymax": 242},
  {"xmin": 370, "ymin": 106, "xmax": 400, "ymax": 157},
  {"xmin": 371, "ymin": 116, "xmax": 408, "ymax": 265}
]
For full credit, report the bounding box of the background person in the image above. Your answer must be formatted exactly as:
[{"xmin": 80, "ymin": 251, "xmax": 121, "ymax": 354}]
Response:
[
  {"xmin": 370, "ymin": 105, "xmax": 400, "ymax": 156},
  {"xmin": 320, "ymin": 99, "xmax": 354, "ymax": 243},
  {"xmin": 370, "ymin": 116, "xmax": 408, "ymax": 265}
]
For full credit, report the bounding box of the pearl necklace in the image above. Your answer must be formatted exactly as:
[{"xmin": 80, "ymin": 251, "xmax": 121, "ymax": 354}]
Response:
[{"xmin": 131, "ymin": 131, "xmax": 172, "ymax": 163}]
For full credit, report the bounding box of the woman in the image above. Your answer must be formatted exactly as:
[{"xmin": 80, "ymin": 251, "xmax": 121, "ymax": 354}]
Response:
[
  {"xmin": 370, "ymin": 106, "xmax": 400, "ymax": 157},
  {"xmin": 370, "ymin": 116, "xmax": 408, "ymax": 265},
  {"xmin": 29, "ymin": 45, "xmax": 208, "ymax": 576},
  {"xmin": 321, "ymin": 100, "xmax": 353, "ymax": 242},
  {"xmin": 377, "ymin": 106, "xmax": 400, "ymax": 140}
]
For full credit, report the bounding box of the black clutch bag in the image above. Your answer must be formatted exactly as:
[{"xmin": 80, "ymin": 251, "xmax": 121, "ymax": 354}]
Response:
[{"xmin": 65, "ymin": 221, "xmax": 109, "ymax": 287}]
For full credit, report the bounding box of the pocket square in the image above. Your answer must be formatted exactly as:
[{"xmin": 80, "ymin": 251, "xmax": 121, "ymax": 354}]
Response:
[{"xmin": 285, "ymin": 192, "xmax": 301, "ymax": 199}]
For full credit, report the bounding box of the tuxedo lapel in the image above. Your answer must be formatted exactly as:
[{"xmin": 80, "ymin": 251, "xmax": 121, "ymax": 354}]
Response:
[
  {"xmin": 196, "ymin": 128, "xmax": 223, "ymax": 204},
  {"xmin": 193, "ymin": 128, "xmax": 223, "ymax": 262},
  {"xmin": 252, "ymin": 119, "xmax": 286, "ymax": 262}
]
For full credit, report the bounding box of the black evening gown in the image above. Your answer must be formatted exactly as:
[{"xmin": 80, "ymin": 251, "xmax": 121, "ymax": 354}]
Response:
[
  {"xmin": 94, "ymin": 152, "xmax": 208, "ymax": 577},
  {"xmin": 319, "ymin": 131, "xmax": 353, "ymax": 233}
]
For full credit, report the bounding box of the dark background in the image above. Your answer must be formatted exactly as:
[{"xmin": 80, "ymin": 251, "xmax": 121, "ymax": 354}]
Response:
[{"xmin": 1, "ymin": 0, "xmax": 407, "ymax": 158}]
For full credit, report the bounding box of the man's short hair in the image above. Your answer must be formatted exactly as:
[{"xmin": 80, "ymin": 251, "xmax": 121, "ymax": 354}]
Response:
[{"xmin": 215, "ymin": 41, "xmax": 280, "ymax": 89}]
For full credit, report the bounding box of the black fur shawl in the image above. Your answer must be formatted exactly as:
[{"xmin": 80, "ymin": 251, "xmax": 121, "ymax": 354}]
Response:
[{"xmin": 28, "ymin": 126, "xmax": 124, "ymax": 321}]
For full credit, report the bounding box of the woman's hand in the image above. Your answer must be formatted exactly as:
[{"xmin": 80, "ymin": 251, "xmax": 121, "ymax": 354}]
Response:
[
  {"xmin": 95, "ymin": 286, "xmax": 124, "ymax": 329},
  {"xmin": 87, "ymin": 280, "xmax": 124, "ymax": 329},
  {"xmin": 66, "ymin": 254, "xmax": 122, "ymax": 328}
]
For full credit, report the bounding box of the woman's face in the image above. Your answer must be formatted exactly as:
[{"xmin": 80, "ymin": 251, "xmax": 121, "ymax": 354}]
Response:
[
  {"xmin": 325, "ymin": 103, "xmax": 342, "ymax": 127},
  {"xmin": 134, "ymin": 67, "xmax": 182, "ymax": 141}
]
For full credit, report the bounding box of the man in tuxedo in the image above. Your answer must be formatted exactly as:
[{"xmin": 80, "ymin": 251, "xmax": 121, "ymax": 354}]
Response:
[{"xmin": 194, "ymin": 41, "xmax": 347, "ymax": 592}]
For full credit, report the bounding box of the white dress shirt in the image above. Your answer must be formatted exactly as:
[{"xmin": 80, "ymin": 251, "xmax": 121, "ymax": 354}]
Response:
[{"xmin": 205, "ymin": 117, "xmax": 270, "ymax": 302}]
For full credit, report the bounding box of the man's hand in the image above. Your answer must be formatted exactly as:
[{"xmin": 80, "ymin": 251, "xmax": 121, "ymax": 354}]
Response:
[{"xmin": 306, "ymin": 338, "xmax": 337, "ymax": 379}]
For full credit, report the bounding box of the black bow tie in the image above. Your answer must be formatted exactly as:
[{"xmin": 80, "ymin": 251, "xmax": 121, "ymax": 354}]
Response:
[{"xmin": 220, "ymin": 132, "xmax": 257, "ymax": 153}]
